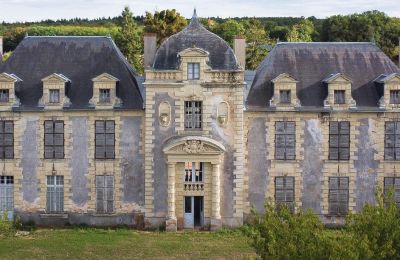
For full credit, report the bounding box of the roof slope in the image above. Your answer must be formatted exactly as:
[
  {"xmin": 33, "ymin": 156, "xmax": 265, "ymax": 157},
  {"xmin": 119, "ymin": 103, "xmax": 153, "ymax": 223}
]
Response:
[
  {"xmin": 246, "ymin": 42, "xmax": 400, "ymax": 109},
  {"xmin": 0, "ymin": 36, "xmax": 143, "ymax": 109},
  {"xmin": 153, "ymin": 11, "xmax": 239, "ymax": 70}
]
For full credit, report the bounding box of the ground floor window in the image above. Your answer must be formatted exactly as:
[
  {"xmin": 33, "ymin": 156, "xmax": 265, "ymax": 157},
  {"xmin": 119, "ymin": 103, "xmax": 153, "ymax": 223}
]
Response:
[
  {"xmin": 96, "ymin": 175, "xmax": 114, "ymax": 214},
  {"xmin": 275, "ymin": 176, "xmax": 295, "ymax": 212},
  {"xmin": 384, "ymin": 177, "xmax": 400, "ymax": 207},
  {"xmin": 46, "ymin": 175, "xmax": 64, "ymax": 213},
  {"xmin": 0, "ymin": 176, "xmax": 13, "ymax": 218},
  {"xmin": 328, "ymin": 177, "xmax": 349, "ymax": 216},
  {"xmin": 184, "ymin": 162, "xmax": 203, "ymax": 182}
]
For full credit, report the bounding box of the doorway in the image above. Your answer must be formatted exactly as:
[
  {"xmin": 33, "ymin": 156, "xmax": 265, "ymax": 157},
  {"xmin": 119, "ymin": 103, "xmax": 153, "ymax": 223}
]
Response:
[{"xmin": 184, "ymin": 196, "xmax": 203, "ymax": 228}]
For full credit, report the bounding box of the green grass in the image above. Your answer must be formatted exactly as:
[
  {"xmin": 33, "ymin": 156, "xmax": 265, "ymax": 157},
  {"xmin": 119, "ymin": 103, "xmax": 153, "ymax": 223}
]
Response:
[{"xmin": 0, "ymin": 228, "xmax": 256, "ymax": 259}]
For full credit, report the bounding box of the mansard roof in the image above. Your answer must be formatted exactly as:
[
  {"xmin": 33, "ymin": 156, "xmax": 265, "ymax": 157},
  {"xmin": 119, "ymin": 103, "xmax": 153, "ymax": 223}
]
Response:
[
  {"xmin": 0, "ymin": 36, "xmax": 143, "ymax": 109},
  {"xmin": 153, "ymin": 10, "xmax": 239, "ymax": 71},
  {"xmin": 247, "ymin": 42, "xmax": 400, "ymax": 109}
]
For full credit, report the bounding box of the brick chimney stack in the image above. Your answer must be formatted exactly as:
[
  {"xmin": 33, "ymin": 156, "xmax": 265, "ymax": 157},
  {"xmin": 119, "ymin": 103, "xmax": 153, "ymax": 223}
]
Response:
[
  {"xmin": 234, "ymin": 35, "xmax": 246, "ymax": 70},
  {"xmin": 144, "ymin": 33, "xmax": 157, "ymax": 69}
]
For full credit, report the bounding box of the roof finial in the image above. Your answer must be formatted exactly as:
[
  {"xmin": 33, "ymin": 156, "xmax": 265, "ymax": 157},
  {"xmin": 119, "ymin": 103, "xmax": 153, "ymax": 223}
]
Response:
[{"xmin": 193, "ymin": 8, "xmax": 197, "ymax": 18}]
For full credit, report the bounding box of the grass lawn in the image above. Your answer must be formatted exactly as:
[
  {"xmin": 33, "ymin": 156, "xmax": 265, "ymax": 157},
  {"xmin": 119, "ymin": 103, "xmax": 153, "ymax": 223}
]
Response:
[{"xmin": 0, "ymin": 229, "xmax": 256, "ymax": 259}]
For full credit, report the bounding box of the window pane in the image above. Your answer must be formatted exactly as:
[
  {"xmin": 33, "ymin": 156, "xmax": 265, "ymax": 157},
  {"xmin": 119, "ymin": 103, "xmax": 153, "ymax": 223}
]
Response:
[{"xmin": 334, "ymin": 90, "xmax": 345, "ymax": 104}]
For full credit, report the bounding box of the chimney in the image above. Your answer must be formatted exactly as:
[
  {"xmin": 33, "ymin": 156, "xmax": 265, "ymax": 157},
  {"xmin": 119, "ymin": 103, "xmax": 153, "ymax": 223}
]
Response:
[
  {"xmin": 234, "ymin": 35, "xmax": 246, "ymax": 70},
  {"xmin": 144, "ymin": 33, "xmax": 157, "ymax": 69}
]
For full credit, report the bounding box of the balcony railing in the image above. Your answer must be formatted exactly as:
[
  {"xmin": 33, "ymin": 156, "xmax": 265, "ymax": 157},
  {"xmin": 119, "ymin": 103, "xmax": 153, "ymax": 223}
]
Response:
[{"xmin": 183, "ymin": 182, "xmax": 204, "ymax": 191}]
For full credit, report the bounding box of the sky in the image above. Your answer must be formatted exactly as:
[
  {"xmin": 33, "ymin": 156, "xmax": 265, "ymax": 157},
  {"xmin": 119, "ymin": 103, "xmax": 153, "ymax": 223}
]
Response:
[{"xmin": 0, "ymin": 0, "xmax": 399, "ymax": 22}]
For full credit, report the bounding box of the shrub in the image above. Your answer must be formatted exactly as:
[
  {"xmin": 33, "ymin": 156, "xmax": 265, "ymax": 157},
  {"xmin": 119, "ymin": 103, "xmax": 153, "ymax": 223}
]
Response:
[{"xmin": 0, "ymin": 212, "xmax": 15, "ymax": 237}]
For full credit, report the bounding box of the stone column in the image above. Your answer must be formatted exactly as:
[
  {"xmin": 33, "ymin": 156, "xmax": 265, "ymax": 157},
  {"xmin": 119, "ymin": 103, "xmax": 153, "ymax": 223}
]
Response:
[
  {"xmin": 166, "ymin": 162, "xmax": 177, "ymax": 231},
  {"xmin": 211, "ymin": 162, "xmax": 222, "ymax": 230}
]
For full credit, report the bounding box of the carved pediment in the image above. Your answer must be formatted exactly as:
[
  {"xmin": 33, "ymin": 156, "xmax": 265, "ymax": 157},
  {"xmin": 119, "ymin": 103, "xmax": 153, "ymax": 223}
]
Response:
[
  {"xmin": 163, "ymin": 137, "xmax": 225, "ymax": 155},
  {"xmin": 92, "ymin": 73, "xmax": 119, "ymax": 82},
  {"xmin": 178, "ymin": 47, "xmax": 209, "ymax": 58}
]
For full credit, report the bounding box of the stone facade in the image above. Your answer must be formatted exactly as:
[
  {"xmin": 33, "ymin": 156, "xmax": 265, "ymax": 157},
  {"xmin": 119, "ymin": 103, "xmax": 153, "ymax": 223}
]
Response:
[{"xmin": 0, "ymin": 12, "xmax": 400, "ymax": 230}]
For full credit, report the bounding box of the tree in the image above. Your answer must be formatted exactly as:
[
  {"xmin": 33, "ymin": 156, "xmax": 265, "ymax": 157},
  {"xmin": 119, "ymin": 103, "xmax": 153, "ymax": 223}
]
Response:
[
  {"xmin": 214, "ymin": 19, "xmax": 245, "ymax": 46},
  {"xmin": 116, "ymin": 6, "xmax": 143, "ymax": 74},
  {"xmin": 144, "ymin": 9, "xmax": 187, "ymax": 46},
  {"xmin": 243, "ymin": 19, "xmax": 274, "ymax": 70},
  {"xmin": 287, "ymin": 19, "xmax": 315, "ymax": 42}
]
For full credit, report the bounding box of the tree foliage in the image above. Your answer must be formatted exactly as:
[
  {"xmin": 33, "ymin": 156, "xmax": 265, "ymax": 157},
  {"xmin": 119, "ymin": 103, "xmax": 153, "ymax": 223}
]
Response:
[
  {"xmin": 144, "ymin": 9, "xmax": 187, "ymax": 46},
  {"xmin": 287, "ymin": 19, "xmax": 315, "ymax": 42},
  {"xmin": 115, "ymin": 6, "xmax": 143, "ymax": 74}
]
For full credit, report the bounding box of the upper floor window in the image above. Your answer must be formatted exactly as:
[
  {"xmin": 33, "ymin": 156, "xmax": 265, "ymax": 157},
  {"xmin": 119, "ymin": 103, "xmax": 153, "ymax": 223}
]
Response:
[
  {"xmin": 184, "ymin": 101, "xmax": 202, "ymax": 130},
  {"xmin": 187, "ymin": 63, "xmax": 200, "ymax": 80},
  {"xmin": 0, "ymin": 90, "xmax": 9, "ymax": 103},
  {"xmin": 275, "ymin": 121, "xmax": 295, "ymax": 160},
  {"xmin": 384, "ymin": 177, "xmax": 400, "ymax": 207},
  {"xmin": 44, "ymin": 120, "xmax": 64, "ymax": 159},
  {"xmin": 99, "ymin": 89, "xmax": 111, "ymax": 103},
  {"xmin": 390, "ymin": 90, "xmax": 400, "ymax": 104},
  {"xmin": 334, "ymin": 90, "xmax": 345, "ymax": 104},
  {"xmin": 95, "ymin": 120, "xmax": 115, "ymax": 159},
  {"xmin": 184, "ymin": 162, "xmax": 203, "ymax": 182},
  {"xmin": 279, "ymin": 90, "xmax": 291, "ymax": 104},
  {"xmin": 329, "ymin": 121, "xmax": 350, "ymax": 160},
  {"xmin": 0, "ymin": 121, "xmax": 13, "ymax": 159},
  {"xmin": 275, "ymin": 176, "xmax": 294, "ymax": 212},
  {"xmin": 328, "ymin": 177, "xmax": 349, "ymax": 216},
  {"xmin": 49, "ymin": 89, "xmax": 60, "ymax": 103},
  {"xmin": 384, "ymin": 121, "xmax": 400, "ymax": 160}
]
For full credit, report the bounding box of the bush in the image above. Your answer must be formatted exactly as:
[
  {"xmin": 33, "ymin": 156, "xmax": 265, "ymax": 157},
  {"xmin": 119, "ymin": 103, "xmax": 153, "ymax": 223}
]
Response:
[{"xmin": 0, "ymin": 212, "xmax": 15, "ymax": 237}]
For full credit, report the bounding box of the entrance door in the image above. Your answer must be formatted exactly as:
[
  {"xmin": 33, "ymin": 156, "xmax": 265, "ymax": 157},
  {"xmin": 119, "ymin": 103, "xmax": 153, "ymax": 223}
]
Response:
[
  {"xmin": 184, "ymin": 196, "xmax": 204, "ymax": 228},
  {"xmin": 0, "ymin": 176, "xmax": 14, "ymax": 220}
]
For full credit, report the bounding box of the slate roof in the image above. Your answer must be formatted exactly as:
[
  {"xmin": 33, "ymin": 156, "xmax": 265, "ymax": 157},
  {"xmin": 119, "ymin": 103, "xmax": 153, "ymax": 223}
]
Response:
[
  {"xmin": 153, "ymin": 10, "xmax": 239, "ymax": 70},
  {"xmin": 246, "ymin": 42, "xmax": 400, "ymax": 109},
  {"xmin": 0, "ymin": 36, "xmax": 143, "ymax": 109}
]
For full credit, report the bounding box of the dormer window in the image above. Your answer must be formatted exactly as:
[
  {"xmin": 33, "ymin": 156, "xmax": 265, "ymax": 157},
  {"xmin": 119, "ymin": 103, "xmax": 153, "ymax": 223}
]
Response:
[
  {"xmin": 334, "ymin": 90, "xmax": 345, "ymax": 104},
  {"xmin": 188, "ymin": 63, "xmax": 200, "ymax": 80},
  {"xmin": 99, "ymin": 89, "xmax": 111, "ymax": 103},
  {"xmin": 280, "ymin": 90, "xmax": 291, "ymax": 104},
  {"xmin": 0, "ymin": 90, "xmax": 9, "ymax": 103},
  {"xmin": 390, "ymin": 90, "xmax": 400, "ymax": 104},
  {"xmin": 49, "ymin": 89, "xmax": 60, "ymax": 103}
]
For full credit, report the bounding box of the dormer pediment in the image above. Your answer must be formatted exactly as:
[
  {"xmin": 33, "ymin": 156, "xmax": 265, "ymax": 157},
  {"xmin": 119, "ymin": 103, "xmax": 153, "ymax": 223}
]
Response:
[
  {"xmin": 375, "ymin": 73, "xmax": 400, "ymax": 84},
  {"xmin": 42, "ymin": 73, "xmax": 70, "ymax": 83},
  {"xmin": 375, "ymin": 73, "xmax": 400, "ymax": 109},
  {"xmin": 0, "ymin": 72, "xmax": 22, "ymax": 82},
  {"xmin": 178, "ymin": 47, "xmax": 209, "ymax": 58},
  {"xmin": 323, "ymin": 73, "xmax": 352, "ymax": 84},
  {"xmin": 271, "ymin": 73, "xmax": 298, "ymax": 83},
  {"xmin": 92, "ymin": 73, "xmax": 119, "ymax": 82},
  {"xmin": 0, "ymin": 73, "xmax": 21, "ymax": 109}
]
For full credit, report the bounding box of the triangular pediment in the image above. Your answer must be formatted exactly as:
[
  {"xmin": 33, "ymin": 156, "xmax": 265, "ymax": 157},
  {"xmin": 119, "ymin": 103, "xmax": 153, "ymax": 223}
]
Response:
[
  {"xmin": 0, "ymin": 72, "xmax": 21, "ymax": 82},
  {"xmin": 92, "ymin": 73, "xmax": 119, "ymax": 82},
  {"xmin": 178, "ymin": 47, "xmax": 209, "ymax": 58},
  {"xmin": 375, "ymin": 73, "xmax": 400, "ymax": 84},
  {"xmin": 42, "ymin": 73, "xmax": 70, "ymax": 82},
  {"xmin": 271, "ymin": 73, "xmax": 298, "ymax": 83},
  {"xmin": 323, "ymin": 73, "xmax": 352, "ymax": 84},
  {"xmin": 163, "ymin": 136, "xmax": 225, "ymax": 155}
]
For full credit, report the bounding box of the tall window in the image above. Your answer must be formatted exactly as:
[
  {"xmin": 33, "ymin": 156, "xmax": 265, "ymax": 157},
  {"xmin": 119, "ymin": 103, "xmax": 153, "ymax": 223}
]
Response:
[
  {"xmin": 184, "ymin": 162, "xmax": 203, "ymax": 182},
  {"xmin": 0, "ymin": 176, "xmax": 13, "ymax": 219},
  {"xmin": 44, "ymin": 120, "xmax": 64, "ymax": 159},
  {"xmin": 334, "ymin": 90, "xmax": 345, "ymax": 104},
  {"xmin": 384, "ymin": 122, "xmax": 400, "ymax": 160},
  {"xmin": 96, "ymin": 175, "xmax": 114, "ymax": 214},
  {"xmin": 49, "ymin": 89, "xmax": 60, "ymax": 103},
  {"xmin": 187, "ymin": 63, "xmax": 200, "ymax": 80},
  {"xmin": 384, "ymin": 177, "xmax": 400, "ymax": 207},
  {"xmin": 95, "ymin": 120, "xmax": 115, "ymax": 159},
  {"xmin": 46, "ymin": 176, "xmax": 64, "ymax": 213},
  {"xmin": 275, "ymin": 121, "xmax": 295, "ymax": 160},
  {"xmin": 328, "ymin": 177, "xmax": 349, "ymax": 216},
  {"xmin": 279, "ymin": 90, "xmax": 291, "ymax": 104},
  {"xmin": 184, "ymin": 101, "xmax": 202, "ymax": 130},
  {"xmin": 0, "ymin": 90, "xmax": 9, "ymax": 103},
  {"xmin": 99, "ymin": 89, "xmax": 111, "ymax": 103},
  {"xmin": 0, "ymin": 121, "xmax": 13, "ymax": 159},
  {"xmin": 390, "ymin": 90, "xmax": 400, "ymax": 104},
  {"xmin": 275, "ymin": 176, "xmax": 295, "ymax": 212},
  {"xmin": 329, "ymin": 121, "xmax": 350, "ymax": 160}
]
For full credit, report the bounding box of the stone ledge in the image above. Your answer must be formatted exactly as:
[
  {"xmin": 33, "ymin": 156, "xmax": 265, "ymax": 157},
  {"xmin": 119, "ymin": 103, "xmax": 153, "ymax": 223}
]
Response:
[{"xmin": 39, "ymin": 213, "xmax": 68, "ymax": 219}]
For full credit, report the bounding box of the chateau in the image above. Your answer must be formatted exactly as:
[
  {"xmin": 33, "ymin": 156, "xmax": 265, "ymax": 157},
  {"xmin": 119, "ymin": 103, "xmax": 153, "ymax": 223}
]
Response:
[{"xmin": 0, "ymin": 11, "xmax": 399, "ymax": 231}]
